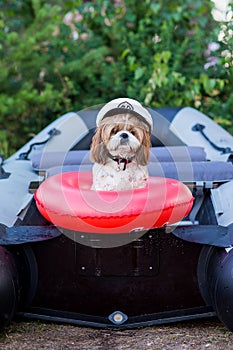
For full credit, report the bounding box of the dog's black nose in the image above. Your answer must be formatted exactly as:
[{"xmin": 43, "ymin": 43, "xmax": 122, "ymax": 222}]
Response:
[{"xmin": 120, "ymin": 132, "xmax": 129, "ymax": 139}]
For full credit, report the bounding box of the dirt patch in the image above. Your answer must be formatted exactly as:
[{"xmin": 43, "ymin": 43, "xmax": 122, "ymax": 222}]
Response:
[{"xmin": 0, "ymin": 318, "xmax": 233, "ymax": 349}]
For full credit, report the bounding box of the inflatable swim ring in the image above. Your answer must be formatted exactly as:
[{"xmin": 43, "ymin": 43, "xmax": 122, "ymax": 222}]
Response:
[{"xmin": 35, "ymin": 172, "xmax": 194, "ymax": 234}]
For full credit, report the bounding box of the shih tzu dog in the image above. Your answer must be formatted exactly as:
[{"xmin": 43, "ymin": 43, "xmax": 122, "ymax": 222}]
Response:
[{"xmin": 90, "ymin": 98, "xmax": 153, "ymax": 191}]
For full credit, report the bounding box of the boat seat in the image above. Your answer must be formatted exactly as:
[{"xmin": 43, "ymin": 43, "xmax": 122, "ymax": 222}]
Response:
[
  {"xmin": 149, "ymin": 161, "xmax": 233, "ymax": 184},
  {"xmin": 31, "ymin": 145, "xmax": 233, "ymax": 185},
  {"xmin": 31, "ymin": 146, "xmax": 207, "ymax": 172},
  {"xmin": 44, "ymin": 161, "xmax": 233, "ymax": 186}
]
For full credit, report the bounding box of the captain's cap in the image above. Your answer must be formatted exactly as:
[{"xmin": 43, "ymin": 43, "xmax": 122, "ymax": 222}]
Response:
[{"xmin": 96, "ymin": 97, "xmax": 153, "ymax": 132}]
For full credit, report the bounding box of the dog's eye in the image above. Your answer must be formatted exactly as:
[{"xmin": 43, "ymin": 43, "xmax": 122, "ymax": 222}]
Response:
[
  {"xmin": 112, "ymin": 127, "xmax": 119, "ymax": 134},
  {"xmin": 130, "ymin": 128, "xmax": 137, "ymax": 136}
]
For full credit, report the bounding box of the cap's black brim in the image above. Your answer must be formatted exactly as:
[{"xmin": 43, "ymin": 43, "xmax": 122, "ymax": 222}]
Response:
[{"xmin": 102, "ymin": 108, "xmax": 152, "ymax": 132}]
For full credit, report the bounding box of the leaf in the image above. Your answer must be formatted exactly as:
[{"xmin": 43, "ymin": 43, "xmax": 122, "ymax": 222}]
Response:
[
  {"xmin": 134, "ymin": 67, "xmax": 144, "ymax": 80},
  {"xmin": 121, "ymin": 48, "xmax": 130, "ymax": 59},
  {"xmin": 150, "ymin": 3, "xmax": 161, "ymax": 14}
]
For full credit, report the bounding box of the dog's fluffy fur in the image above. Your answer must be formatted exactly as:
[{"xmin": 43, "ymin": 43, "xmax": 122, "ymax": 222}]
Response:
[{"xmin": 90, "ymin": 113, "xmax": 151, "ymax": 191}]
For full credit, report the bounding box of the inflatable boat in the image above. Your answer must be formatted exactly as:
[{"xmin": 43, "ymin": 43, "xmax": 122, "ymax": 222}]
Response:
[{"xmin": 1, "ymin": 105, "xmax": 233, "ymax": 330}]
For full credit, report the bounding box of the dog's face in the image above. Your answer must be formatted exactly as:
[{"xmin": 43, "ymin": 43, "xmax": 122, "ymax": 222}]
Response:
[{"xmin": 90, "ymin": 113, "xmax": 151, "ymax": 165}]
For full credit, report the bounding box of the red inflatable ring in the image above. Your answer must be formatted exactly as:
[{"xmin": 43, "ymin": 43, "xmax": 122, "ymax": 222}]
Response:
[{"xmin": 35, "ymin": 172, "xmax": 194, "ymax": 234}]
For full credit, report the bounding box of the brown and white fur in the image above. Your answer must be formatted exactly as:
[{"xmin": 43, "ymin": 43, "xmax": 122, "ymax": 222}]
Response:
[{"xmin": 90, "ymin": 113, "xmax": 151, "ymax": 191}]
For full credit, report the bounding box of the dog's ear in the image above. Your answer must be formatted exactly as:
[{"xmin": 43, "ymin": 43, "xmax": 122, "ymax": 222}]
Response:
[
  {"xmin": 135, "ymin": 130, "xmax": 151, "ymax": 166},
  {"xmin": 90, "ymin": 126, "xmax": 108, "ymax": 164}
]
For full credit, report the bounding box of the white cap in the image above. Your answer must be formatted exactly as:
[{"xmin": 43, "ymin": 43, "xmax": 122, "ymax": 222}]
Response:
[{"xmin": 96, "ymin": 97, "xmax": 153, "ymax": 132}]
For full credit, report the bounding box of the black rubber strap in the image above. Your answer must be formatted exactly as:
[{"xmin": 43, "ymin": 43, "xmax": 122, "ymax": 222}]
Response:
[
  {"xmin": 18, "ymin": 128, "xmax": 61, "ymax": 160},
  {"xmin": 192, "ymin": 124, "xmax": 232, "ymax": 154}
]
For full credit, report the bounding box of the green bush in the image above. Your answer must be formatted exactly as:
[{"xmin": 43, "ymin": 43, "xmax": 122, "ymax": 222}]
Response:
[{"xmin": 0, "ymin": 0, "xmax": 233, "ymax": 154}]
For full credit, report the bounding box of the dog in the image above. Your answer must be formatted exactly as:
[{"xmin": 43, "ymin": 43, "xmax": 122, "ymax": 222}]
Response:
[{"xmin": 90, "ymin": 98, "xmax": 153, "ymax": 191}]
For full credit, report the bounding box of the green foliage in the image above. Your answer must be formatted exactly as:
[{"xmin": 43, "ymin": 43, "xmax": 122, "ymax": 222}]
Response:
[{"xmin": 0, "ymin": 0, "xmax": 233, "ymax": 153}]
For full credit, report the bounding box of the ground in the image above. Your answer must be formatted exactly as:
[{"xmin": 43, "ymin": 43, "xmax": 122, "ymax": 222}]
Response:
[{"xmin": 1, "ymin": 318, "xmax": 233, "ymax": 349}]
